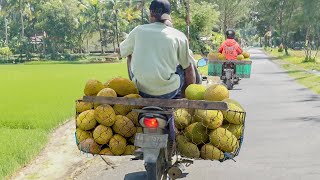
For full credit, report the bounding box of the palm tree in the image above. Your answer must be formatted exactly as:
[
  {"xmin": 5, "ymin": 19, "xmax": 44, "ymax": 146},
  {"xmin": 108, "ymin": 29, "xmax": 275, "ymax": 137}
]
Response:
[
  {"xmin": 84, "ymin": 0, "xmax": 105, "ymax": 54},
  {"xmin": 9, "ymin": 0, "xmax": 28, "ymax": 38},
  {"xmin": 0, "ymin": 0, "xmax": 10, "ymax": 45},
  {"xmin": 106, "ymin": 0, "xmax": 122, "ymax": 48},
  {"xmin": 77, "ymin": 2, "xmax": 96, "ymax": 53}
]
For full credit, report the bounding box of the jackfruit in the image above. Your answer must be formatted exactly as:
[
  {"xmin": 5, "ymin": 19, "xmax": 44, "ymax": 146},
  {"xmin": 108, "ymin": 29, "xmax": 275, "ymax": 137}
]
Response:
[
  {"xmin": 76, "ymin": 110, "xmax": 97, "ymax": 131},
  {"xmin": 185, "ymin": 84, "xmax": 206, "ymax": 100},
  {"xmin": 112, "ymin": 115, "xmax": 137, "ymax": 138},
  {"xmin": 204, "ymin": 84, "xmax": 229, "ymax": 101},
  {"xmin": 185, "ymin": 122, "xmax": 209, "ymax": 145},
  {"xmin": 95, "ymin": 104, "xmax": 116, "ymax": 126},
  {"xmin": 84, "ymin": 79, "xmax": 104, "ymax": 96},
  {"xmin": 209, "ymin": 127, "xmax": 238, "ymax": 152},
  {"xmin": 107, "ymin": 77, "xmax": 139, "ymax": 96},
  {"xmin": 194, "ymin": 110, "xmax": 223, "ymax": 129}
]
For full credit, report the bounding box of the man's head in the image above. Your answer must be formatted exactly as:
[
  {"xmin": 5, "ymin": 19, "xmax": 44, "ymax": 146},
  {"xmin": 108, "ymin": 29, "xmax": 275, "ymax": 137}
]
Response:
[
  {"xmin": 226, "ymin": 29, "xmax": 236, "ymax": 39},
  {"xmin": 149, "ymin": 0, "xmax": 171, "ymax": 23}
]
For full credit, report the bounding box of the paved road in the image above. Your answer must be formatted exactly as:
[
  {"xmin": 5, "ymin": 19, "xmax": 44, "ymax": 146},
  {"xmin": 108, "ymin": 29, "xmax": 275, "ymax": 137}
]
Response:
[{"xmin": 75, "ymin": 48, "xmax": 320, "ymax": 180}]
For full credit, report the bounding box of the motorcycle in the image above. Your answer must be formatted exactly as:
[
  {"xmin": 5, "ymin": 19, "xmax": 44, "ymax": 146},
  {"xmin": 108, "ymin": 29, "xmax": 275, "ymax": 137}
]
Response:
[
  {"xmin": 127, "ymin": 56, "xmax": 227, "ymax": 179},
  {"xmin": 220, "ymin": 61, "xmax": 239, "ymax": 90},
  {"xmin": 133, "ymin": 107, "xmax": 193, "ymax": 180},
  {"xmin": 197, "ymin": 58, "xmax": 250, "ymax": 90},
  {"xmin": 130, "ymin": 64, "xmax": 201, "ymax": 180}
]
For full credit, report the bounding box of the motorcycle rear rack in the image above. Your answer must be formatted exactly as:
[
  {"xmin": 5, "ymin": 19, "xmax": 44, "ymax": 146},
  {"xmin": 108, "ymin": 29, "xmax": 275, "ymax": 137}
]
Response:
[{"xmin": 82, "ymin": 96, "xmax": 228, "ymax": 111}]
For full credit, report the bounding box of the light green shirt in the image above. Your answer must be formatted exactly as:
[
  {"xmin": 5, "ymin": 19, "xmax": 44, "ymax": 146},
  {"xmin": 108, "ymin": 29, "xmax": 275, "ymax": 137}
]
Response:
[{"xmin": 120, "ymin": 22, "xmax": 194, "ymax": 96}]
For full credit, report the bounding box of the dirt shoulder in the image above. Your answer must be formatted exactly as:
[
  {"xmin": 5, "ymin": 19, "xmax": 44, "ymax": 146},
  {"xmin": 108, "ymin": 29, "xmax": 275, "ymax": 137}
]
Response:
[{"xmin": 9, "ymin": 120, "xmax": 102, "ymax": 180}]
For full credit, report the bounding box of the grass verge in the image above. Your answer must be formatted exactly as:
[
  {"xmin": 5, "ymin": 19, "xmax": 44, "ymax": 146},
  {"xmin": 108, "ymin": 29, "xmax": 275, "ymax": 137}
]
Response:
[
  {"xmin": 264, "ymin": 48, "xmax": 320, "ymax": 94},
  {"xmin": 265, "ymin": 48, "xmax": 320, "ymax": 70},
  {"xmin": 0, "ymin": 62, "xmax": 127, "ymax": 179}
]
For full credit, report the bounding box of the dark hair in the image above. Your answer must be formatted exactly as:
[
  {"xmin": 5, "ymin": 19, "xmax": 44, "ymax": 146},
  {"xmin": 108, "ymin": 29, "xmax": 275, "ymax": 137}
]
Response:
[{"xmin": 149, "ymin": 0, "xmax": 171, "ymax": 21}]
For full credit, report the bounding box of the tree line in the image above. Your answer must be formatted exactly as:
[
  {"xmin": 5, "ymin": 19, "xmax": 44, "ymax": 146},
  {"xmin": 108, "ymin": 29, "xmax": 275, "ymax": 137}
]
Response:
[{"xmin": 5, "ymin": 0, "xmax": 318, "ymax": 61}]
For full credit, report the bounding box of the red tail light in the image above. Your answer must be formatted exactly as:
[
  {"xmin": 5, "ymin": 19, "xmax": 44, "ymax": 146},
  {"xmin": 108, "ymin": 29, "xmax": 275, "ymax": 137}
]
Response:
[{"xmin": 143, "ymin": 118, "xmax": 159, "ymax": 128}]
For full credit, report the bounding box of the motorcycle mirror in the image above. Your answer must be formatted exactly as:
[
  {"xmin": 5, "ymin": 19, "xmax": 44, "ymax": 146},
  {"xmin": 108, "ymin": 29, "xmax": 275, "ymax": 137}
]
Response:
[{"xmin": 197, "ymin": 58, "xmax": 208, "ymax": 67}]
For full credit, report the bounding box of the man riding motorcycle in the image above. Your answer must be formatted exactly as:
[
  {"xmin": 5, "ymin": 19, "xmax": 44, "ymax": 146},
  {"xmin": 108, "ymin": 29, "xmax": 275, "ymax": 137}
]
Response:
[
  {"xmin": 219, "ymin": 29, "xmax": 243, "ymax": 60},
  {"xmin": 118, "ymin": 0, "xmax": 196, "ymax": 99},
  {"xmin": 218, "ymin": 29, "xmax": 243, "ymax": 85}
]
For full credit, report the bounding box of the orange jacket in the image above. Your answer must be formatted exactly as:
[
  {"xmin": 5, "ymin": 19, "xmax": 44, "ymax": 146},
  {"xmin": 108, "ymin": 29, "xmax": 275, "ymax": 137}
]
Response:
[{"xmin": 218, "ymin": 39, "xmax": 243, "ymax": 60}]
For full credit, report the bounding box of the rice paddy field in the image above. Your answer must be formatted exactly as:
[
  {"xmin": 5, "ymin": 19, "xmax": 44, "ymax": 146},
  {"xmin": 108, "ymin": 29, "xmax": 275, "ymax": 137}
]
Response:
[{"xmin": 0, "ymin": 62, "xmax": 127, "ymax": 179}]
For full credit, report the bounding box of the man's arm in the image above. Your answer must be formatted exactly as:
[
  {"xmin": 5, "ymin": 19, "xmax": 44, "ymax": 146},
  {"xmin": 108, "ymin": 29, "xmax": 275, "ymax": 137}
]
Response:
[
  {"xmin": 119, "ymin": 26, "xmax": 139, "ymax": 58},
  {"xmin": 177, "ymin": 35, "xmax": 196, "ymax": 97},
  {"xmin": 181, "ymin": 63, "xmax": 196, "ymax": 97},
  {"xmin": 127, "ymin": 55, "xmax": 133, "ymax": 80},
  {"xmin": 236, "ymin": 43, "xmax": 243, "ymax": 55},
  {"xmin": 218, "ymin": 42, "xmax": 224, "ymax": 53},
  {"xmin": 117, "ymin": 47, "xmax": 133, "ymax": 80}
]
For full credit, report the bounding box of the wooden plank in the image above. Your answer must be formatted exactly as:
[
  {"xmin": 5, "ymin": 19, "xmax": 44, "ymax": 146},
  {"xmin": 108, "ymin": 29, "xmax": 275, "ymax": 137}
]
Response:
[{"xmin": 83, "ymin": 96, "xmax": 228, "ymax": 110}]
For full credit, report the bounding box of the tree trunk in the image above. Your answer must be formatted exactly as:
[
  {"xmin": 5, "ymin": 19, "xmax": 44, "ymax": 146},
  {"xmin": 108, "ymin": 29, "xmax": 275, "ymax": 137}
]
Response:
[
  {"xmin": 94, "ymin": 6, "xmax": 104, "ymax": 55},
  {"xmin": 4, "ymin": 17, "xmax": 8, "ymax": 45},
  {"xmin": 141, "ymin": 0, "xmax": 144, "ymax": 24},
  {"xmin": 112, "ymin": 30, "xmax": 116, "ymax": 52},
  {"xmin": 284, "ymin": 46, "xmax": 289, "ymax": 55},
  {"xmin": 87, "ymin": 38, "xmax": 89, "ymax": 54},
  {"xmin": 103, "ymin": 29, "xmax": 109, "ymax": 52},
  {"xmin": 283, "ymin": 0, "xmax": 295, "ymax": 56},
  {"xmin": 19, "ymin": 0, "xmax": 25, "ymax": 37},
  {"xmin": 315, "ymin": 31, "xmax": 320, "ymax": 59},
  {"xmin": 259, "ymin": 37, "xmax": 262, "ymax": 47},
  {"xmin": 115, "ymin": 10, "xmax": 120, "ymax": 48},
  {"xmin": 305, "ymin": 25, "xmax": 311, "ymax": 61},
  {"xmin": 223, "ymin": 4, "xmax": 227, "ymax": 38},
  {"xmin": 99, "ymin": 26, "xmax": 104, "ymax": 54},
  {"xmin": 79, "ymin": 35, "xmax": 83, "ymax": 54}
]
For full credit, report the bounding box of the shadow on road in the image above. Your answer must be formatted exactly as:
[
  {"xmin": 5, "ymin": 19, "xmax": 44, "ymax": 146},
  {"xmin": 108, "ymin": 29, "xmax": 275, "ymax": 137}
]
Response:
[
  {"xmin": 249, "ymin": 52, "xmax": 266, "ymax": 55},
  {"xmin": 176, "ymin": 173, "xmax": 189, "ymax": 179},
  {"xmin": 251, "ymin": 56, "xmax": 278, "ymax": 60},
  {"xmin": 123, "ymin": 172, "xmax": 189, "ymax": 180},
  {"xmin": 295, "ymin": 94, "xmax": 320, "ymax": 102},
  {"xmin": 124, "ymin": 171, "xmax": 146, "ymax": 180},
  {"xmin": 255, "ymin": 70, "xmax": 305, "ymax": 76},
  {"xmin": 300, "ymin": 116, "xmax": 320, "ymax": 123},
  {"xmin": 231, "ymin": 88, "xmax": 243, "ymax": 91}
]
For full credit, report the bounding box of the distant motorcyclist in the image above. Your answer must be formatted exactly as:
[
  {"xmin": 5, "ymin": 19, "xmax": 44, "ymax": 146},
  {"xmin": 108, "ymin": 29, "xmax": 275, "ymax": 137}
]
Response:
[{"xmin": 218, "ymin": 29, "xmax": 243, "ymax": 60}]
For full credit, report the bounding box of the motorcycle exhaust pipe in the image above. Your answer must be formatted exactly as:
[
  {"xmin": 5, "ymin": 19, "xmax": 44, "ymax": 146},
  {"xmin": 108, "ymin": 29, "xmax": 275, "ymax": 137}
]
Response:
[{"xmin": 168, "ymin": 163, "xmax": 186, "ymax": 179}]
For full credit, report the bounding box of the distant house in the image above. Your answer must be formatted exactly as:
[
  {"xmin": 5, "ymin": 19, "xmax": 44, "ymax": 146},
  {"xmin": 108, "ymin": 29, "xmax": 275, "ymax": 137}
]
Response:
[{"xmin": 30, "ymin": 35, "xmax": 44, "ymax": 45}]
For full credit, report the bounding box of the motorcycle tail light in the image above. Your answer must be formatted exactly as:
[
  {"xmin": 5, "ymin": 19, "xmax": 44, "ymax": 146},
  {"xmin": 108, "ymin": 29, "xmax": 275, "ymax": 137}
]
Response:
[{"xmin": 143, "ymin": 118, "xmax": 159, "ymax": 128}]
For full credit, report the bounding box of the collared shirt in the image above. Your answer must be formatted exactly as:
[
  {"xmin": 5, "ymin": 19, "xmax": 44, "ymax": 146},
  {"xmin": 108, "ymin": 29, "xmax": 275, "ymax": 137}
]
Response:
[{"xmin": 120, "ymin": 22, "xmax": 193, "ymax": 96}]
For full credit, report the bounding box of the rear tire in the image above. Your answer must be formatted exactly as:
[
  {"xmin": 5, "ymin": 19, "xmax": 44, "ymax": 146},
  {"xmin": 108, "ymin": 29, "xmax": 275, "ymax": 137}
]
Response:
[
  {"xmin": 194, "ymin": 65, "xmax": 202, "ymax": 84},
  {"xmin": 145, "ymin": 149, "xmax": 168, "ymax": 180},
  {"xmin": 145, "ymin": 162, "xmax": 159, "ymax": 180},
  {"xmin": 225, "ymin": 79, "xmax": 233, "ymax": 90}
]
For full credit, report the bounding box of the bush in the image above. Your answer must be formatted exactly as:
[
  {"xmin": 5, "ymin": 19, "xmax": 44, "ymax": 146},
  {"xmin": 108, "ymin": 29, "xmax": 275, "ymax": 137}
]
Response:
[
  {"xmin": 0, "ymin": 47, "xmax": 13, "ymax": 56},
  {"xmin": 278, "ymin": 44, "xmax": 284, "ymax": 52}
]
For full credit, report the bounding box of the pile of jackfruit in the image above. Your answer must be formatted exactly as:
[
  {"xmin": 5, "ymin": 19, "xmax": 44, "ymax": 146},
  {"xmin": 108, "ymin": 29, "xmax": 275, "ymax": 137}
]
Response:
[
  {"xmin": 75, "ymin": 77, "xmax": 142, "ymax": 156},
  {"xmin": 174, "ymin": 84, "xmax": 245, "ymax": 160},
  {"xmin": 75, "ymin": 78, "xmax": 246, "ymax": 161}
]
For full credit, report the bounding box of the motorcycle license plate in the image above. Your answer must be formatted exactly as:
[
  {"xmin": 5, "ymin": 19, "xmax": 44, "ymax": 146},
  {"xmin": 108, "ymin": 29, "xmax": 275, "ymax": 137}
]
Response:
[{"xmin": 134, "ymin": 133, "xmax": 168, "ymax": 148}]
